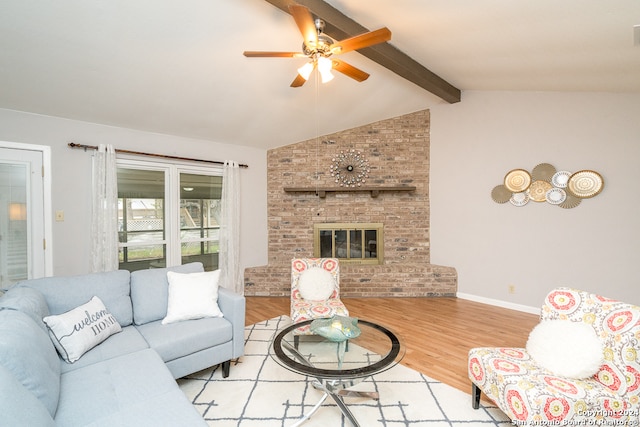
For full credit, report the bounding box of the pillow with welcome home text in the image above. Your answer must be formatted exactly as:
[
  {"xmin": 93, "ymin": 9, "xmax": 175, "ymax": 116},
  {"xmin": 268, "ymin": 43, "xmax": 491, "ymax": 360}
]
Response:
[{"xmin": 43, "ymin": 296, "xmax": 122, "ymax": 363}]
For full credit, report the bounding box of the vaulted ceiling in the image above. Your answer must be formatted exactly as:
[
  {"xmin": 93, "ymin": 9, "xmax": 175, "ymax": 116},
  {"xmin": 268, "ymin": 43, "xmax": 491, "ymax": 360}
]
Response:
[{"xmin": 1, "ymin": 0, "xmax": 638, "ymax": 149}]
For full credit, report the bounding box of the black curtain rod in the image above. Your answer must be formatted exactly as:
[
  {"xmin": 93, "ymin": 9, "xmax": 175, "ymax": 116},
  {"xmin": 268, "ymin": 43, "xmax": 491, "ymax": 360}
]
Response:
[{"xmin": 68, "ymin": 142, "xmax": 248, "ymax": 168}]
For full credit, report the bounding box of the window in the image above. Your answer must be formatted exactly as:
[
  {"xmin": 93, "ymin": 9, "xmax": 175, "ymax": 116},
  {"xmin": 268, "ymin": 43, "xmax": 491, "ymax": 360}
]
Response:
[
  {"xmin": 117, "ymin": 160, "xmax": 222, "ymax": 272},
  {"xmin": 314, "ymin": 223, "xmax": 383, "ymax": 264}
]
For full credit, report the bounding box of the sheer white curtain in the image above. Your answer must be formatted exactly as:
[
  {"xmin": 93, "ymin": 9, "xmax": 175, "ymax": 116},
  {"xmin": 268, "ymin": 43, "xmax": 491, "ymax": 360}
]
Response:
[
  {"xmin": 219, "ymin": 160, "xmax": 242, "ymax": 294},
  {"xmin": 90, "ymin": 144, "xmax": 119, "ymax": 272}
]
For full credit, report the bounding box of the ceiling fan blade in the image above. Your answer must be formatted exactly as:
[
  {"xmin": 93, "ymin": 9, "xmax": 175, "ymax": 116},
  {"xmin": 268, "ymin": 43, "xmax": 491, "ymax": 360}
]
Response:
[
  {"xmin": 289, "ymin": 4, "xmax": 318, "ymax": 48},
  {"xmin": 243, "ymin": 51, "xmax": 303, "ymax": 58},
  {"xmin": 290, "ymin": 74, "xmax": 308, "ymax": 87},
  {"xmin": 331, "ymin": 27, "xmax": 391, "ymax": 55},
  {"xmin": 332, "ymin": 59, "xmax": 370, "ymax": 82}
]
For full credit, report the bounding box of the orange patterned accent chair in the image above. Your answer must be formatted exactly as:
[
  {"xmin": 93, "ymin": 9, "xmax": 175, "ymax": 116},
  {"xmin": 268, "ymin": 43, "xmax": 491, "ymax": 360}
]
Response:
[
  {"xmin": 468, "ymin": 287, "xmax": 640, "ymax": 424},
  {"xmin": 290, "ymin": 258, "xmax": 349, "ymax": 346}
]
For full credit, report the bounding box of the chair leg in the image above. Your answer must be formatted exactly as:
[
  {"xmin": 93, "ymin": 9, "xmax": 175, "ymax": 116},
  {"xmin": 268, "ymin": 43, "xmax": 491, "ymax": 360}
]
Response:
[
  {"xmin": 294, "ymin": 335, "xmax": 300, "ymax": 349},
  {"xmin": 221, "ymin": 360, "xmax": 230, "ymax": 378},
  {"xmin": 471, "ymin": 383, "xmax": 481, "ymax": 409}
]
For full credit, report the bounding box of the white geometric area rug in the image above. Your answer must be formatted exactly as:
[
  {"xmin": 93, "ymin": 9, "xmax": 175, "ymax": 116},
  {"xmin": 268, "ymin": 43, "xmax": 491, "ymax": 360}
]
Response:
[{"xmin": 178, "ymin": 316, "xmax": 511, "ymax": 427}]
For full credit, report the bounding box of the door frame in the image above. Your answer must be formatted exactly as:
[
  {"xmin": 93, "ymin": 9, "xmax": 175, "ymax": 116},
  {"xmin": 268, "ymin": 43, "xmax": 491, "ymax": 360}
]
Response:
[{"xmin": 0, "ymin": 141, "xmax": 53, "ymax": 278}]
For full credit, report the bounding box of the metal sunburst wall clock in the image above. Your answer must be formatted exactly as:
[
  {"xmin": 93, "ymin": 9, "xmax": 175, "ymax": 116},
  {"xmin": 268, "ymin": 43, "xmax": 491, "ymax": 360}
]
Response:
[{"xmin": 330, "ymin": 149, "xmax": 370, "ymax": 187}]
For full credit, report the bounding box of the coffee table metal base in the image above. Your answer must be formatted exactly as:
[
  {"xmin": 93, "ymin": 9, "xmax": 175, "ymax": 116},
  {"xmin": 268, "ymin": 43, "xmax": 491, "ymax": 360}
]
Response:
[
  {"xmin": 282, "ymin": 340, "xmax": 378, "ymax": 427},
  {"xmin": 289, "ymin": 379, "xmax": 378, "ymax": 427}
]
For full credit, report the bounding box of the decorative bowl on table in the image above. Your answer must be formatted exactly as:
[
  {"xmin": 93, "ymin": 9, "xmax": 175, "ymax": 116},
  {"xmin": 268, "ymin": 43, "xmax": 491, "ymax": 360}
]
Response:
[{"xmin": 310, "ymin": 315, "xmax": 361, "ymax": 342}]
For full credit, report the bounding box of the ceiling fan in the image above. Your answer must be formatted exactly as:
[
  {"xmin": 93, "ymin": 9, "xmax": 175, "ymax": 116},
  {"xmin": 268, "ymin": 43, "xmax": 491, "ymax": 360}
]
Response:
[{"xmin": 243, "ymin": 4, "xmax": 391, "ymax": 87}]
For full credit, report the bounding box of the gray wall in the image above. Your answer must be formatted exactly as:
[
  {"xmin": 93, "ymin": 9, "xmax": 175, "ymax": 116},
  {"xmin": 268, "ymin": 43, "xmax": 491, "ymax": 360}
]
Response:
[{"xmin": 430, "ymin": 91, "xmax": 640, "ymax": 310}]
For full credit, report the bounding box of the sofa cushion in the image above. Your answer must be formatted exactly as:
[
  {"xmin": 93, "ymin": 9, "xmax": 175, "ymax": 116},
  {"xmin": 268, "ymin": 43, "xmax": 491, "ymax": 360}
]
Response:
[
  {"xmin": 17, "ymin": 269, "xmax": 133, "ymax": 326},
  {"xmin": 0, "ymin": 364, "xmax": 55, "ymax": 427},
  {"xmin": 43, "ymin": 296, "xmax": 122, "ymax": 363},
  {"xmin": 0, "ymin": 286, "xmax": 49, "ymax": 331},
  {"xmin": 54, "ymin": 348, "xmax": 206, "ymax": 426},
  {"xmin": 136, "ymin": 317, "xmax": 232, "ymax": 363},
  {"xmin": 68, "ymin": 389, "xmax": 207, "ymax": 427},
  {"xmin": 0, "ymin": 310, "xmax": 60, "ymax": 417},
  {"xmin": 130, "ymin": 262, "xmax": 205, "ymax": 325},
  {"xmin": 162, "ymin": 270, "xmax": 223, "ymax": 324},
  {"xmin": 59, "ymin": 325, "xmax": 150, "ymax": 373}
]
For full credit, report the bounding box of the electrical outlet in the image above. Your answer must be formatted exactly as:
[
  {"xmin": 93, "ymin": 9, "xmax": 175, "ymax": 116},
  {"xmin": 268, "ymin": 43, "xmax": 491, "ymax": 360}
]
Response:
[
  {"xmin": 55, "ymin": 210, "xmax": 64, "ymax": 222},
  {"xmin": 508, "ymin": 285, "xmax": 516, "ymax": 294}
]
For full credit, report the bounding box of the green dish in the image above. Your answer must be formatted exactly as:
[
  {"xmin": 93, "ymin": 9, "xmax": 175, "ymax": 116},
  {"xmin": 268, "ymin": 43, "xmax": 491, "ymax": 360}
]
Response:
[{"xmin": 310, "ymin": 315, "xmax": 361, "ymax": 342}]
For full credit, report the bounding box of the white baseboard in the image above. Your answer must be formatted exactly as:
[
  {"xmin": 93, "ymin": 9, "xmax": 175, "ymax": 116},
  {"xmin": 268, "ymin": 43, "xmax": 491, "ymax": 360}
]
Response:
[{"xmin": 457, "ymin": 292, "xmax": 540, "ymax": 315}]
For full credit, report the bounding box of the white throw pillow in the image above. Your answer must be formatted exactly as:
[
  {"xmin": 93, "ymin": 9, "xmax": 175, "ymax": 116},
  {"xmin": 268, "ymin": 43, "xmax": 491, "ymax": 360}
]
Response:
[
  {"xmin": 298, "ymin": 267, "xmax": 336, "ymax": 301},
  {"xmin": 526, "ymin": 319, "xmax": 603, "ymax": 379},
  {"xmin": 43, "ymin": 296, "xmax": 122, "ymax": 363},
  {"xmin": 162, "ymin": 270, "xmax": 223, "ymax": 325}
]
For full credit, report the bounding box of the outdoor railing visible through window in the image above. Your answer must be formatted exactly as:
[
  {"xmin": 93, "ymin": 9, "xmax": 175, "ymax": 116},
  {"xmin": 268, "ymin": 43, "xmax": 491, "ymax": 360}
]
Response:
[
  {"xmin": 117, "ymin": 166, "xmax": 222, "ymax": 272},
  {"xmin": 313, "ymin": 223, "xmax": 384, "ymax": 264},
  {"xmin": 179, "ymin": 192, "xmax": 221, "ymax": 269}
]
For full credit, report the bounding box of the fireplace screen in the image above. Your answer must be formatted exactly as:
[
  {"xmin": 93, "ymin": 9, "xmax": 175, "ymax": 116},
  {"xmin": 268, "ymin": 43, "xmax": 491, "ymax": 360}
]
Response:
[{"xmin": 314, "ymin": 223, "xmax": 383, "ymax": 264}]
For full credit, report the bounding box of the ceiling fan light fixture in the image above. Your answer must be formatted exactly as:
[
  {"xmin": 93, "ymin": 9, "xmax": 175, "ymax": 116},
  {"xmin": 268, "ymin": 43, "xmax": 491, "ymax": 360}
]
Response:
[
  {"xmin": 317, "ymin": 56, "xmax": 334, "ymax": 83},
  {"xmin": 317, "ymin": 56, "xmax": 332, "ymax": 72},
  {"xmin": 297, "ymin": 61, "xmax": 314, "ymax": 80},
  {"xmin": 320, "ymin": 68, "xmax": 334, "ymax": 83}
]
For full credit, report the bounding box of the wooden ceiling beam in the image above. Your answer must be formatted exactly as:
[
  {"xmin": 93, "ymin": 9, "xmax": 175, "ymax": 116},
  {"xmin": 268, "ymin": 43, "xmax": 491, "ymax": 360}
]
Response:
[{"xmin": 262, "ymin": 0, "xmax": 461, "ymax": 104}]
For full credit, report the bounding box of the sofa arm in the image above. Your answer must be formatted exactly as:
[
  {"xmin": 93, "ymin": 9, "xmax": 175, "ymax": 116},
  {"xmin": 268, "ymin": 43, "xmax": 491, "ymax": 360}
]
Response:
[{"xmin": 217, "ymin": 288, "xmax": 246, "ymax": 359}]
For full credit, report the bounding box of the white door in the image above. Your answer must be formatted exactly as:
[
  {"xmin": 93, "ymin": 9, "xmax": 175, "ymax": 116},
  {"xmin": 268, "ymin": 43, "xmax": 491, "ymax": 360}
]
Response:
[{"xmin": 0, "ymin": 147, "xmax": 45, "ymax": 288}]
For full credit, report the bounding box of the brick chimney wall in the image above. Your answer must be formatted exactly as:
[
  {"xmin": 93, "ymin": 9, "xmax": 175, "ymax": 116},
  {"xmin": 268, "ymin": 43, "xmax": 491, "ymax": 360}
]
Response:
[{"xmin": 244, "ymin": 109, "xmax": 457, "ymax": 297}]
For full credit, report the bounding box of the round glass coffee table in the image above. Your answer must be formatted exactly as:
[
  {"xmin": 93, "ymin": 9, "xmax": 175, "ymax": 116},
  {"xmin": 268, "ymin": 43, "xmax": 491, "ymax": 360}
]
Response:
[{"xmin": 271, "ymin": 318, "xmax": 404, "ymax": 427}]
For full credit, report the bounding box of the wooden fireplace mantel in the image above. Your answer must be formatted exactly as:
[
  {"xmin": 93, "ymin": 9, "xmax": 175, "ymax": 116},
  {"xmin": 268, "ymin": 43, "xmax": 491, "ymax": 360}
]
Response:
[{"xmin": 283, "ymin": 186, "xmax": 416, "ymax": 198}]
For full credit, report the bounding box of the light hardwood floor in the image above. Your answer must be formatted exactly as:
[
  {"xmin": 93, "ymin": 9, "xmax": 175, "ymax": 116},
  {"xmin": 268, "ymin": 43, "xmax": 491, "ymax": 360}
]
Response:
[{"xmin": 245, "ymin": 296, "xmax": 540, "ymax": 397}]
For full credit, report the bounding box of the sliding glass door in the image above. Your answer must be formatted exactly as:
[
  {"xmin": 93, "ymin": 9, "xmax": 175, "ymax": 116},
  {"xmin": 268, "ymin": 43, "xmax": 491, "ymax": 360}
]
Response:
[
  {"xmin": 179, "ymin": 173, "xmax": 223, "ymax": 270},
  {"xmin": 117, "ymin": 167, "xmax": 167, "ymax": 271}
]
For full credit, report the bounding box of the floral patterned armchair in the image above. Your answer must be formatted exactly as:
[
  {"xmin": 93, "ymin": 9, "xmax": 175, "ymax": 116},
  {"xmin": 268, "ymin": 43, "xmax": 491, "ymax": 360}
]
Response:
[
  {"xmin": 290, "ymin": 258, "xmax": 349, "ymax": 346},
  {"xmin": 468, "ymin": 287, "xmax": 640, "ymax": 424}
]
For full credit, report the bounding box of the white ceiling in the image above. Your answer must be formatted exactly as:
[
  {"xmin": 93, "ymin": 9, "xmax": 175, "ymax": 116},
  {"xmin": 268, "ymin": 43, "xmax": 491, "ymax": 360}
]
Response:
[{"xmin": 1, "ymin": 0, "xmax": 639, "ymax": 150}]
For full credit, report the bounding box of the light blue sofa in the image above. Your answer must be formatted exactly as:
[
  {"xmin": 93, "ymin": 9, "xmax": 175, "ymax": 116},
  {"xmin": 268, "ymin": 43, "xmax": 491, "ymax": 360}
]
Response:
[{"xmin": 0, "ymin": 262, "xmax": 245, "ymax": 426}]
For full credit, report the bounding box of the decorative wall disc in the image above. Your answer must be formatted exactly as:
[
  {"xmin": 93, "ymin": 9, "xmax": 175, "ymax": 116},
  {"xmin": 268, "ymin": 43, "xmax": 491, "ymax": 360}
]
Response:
[
  {"xmin": 545, "ymin": 187, "xmax": 567, "ymax": 205},
  {"xmin": 491, "ymin": 185, "xmax": 512, "ymax": 203},
  {"xmin": 329, "ymin": 149, "xmax": 370, "ymax": 187},
  {"xmin": 531, "ymin": 163, "xmax": 556, "ymax": 182},
  {"xmin": 509, "ymin": 191, "xmax": 530, "ymax": 207},
  {"xmin": 504, "ymin": 169, "xmax": 531, "ymax": 192},
  {"xmin": 559, "ymin": 193, "xmax": 582, "ymax": 209},
  {"xmin": 551, "ymin": 171, "xmax": 572, "ymax": 188},
  {"xmin": 567, "ymin": 170, "xmax": 604, "ymax": 198},
  {"xmin": 529, "ymin": 180, "xmax": 553, "ymax": 202}
]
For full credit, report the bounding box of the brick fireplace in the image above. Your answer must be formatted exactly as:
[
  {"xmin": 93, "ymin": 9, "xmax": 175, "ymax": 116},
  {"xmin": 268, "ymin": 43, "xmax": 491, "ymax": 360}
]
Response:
[{"xmin": 244, "ymin": 109, "xmax": 457, "ymax": 297}]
